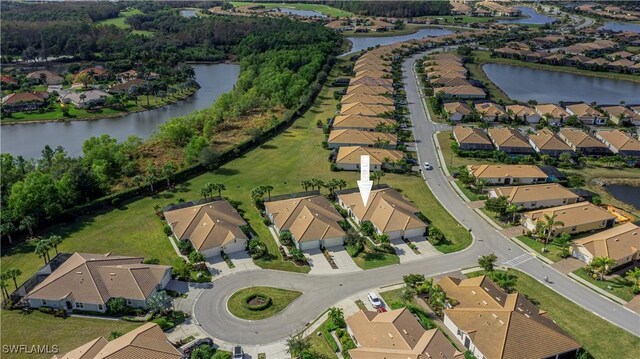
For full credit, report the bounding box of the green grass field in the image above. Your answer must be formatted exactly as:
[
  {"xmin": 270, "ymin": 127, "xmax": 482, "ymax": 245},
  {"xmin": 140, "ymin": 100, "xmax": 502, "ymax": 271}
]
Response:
[
  {"xmin": 574, "ymin": 267, "xmax": 635, "ymax": 302},
  {"xmin": 96, "ymin": 8, "xmax": 143, "ymax": 29},
  {"xmin": 517, "ymin": 235, "xmax": 566, "ymax": 263},
  {"xmin": 306, "ymin": 318, "xmax": 339, "ymax": 358},
  {"xmin": 227, "ymin": 286, "xmax": 302, "ymax": 320},
  {"xmin": 0, "ymin": 311, "xmax": 142, "ymax": 359},
  {"xmin": 231, "ymin": 2, "xmax": 353, "ymax": 17}
]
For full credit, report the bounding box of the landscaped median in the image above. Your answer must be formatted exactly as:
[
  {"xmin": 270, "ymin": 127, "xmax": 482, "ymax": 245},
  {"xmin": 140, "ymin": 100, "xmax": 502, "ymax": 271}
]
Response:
[{"xmin": 226, "ymin": 286, "xmax": 302, "ymax": 320}]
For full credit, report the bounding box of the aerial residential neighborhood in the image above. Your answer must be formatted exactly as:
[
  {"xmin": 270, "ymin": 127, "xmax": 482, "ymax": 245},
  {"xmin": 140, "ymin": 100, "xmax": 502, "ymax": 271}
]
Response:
[{"xmin": 1, "ymin": 1, "xmax": 639, "ymax": 359}]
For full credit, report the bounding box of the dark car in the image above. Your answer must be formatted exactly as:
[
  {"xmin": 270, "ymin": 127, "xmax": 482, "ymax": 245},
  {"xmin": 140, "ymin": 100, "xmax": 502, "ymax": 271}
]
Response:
[{"xmin": 233, "ymin": 345, "xmax": 244, "ymax": 359}]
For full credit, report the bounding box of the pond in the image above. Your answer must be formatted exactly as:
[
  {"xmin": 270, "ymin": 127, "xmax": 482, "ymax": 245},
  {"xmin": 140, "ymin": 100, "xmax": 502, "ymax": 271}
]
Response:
[
  {"xmin": 277, "ymin": 8, "xmax": 326, "ymax": 18},
  {"xmin": 605, "ymin": 184, "xmax": 640, "ymax": 210},
  {"xmin": 343, "ymin": 28, "xmax": 454, "ymax": 55},
  {"xmin": 180, "ymin": 9, "xmax": 198, "ymax": 18},
  {"xmin": 499, "ymin": 6, "xmax": 557, "ymax": 25},
  {"xmin": 600, "ymin": 21, "xmax": 640, "ymax": 33},
  {"xmin": 1, "ymin": 63, "xmax": 240, "ymax": 158},
  {"xmin": 482, "ymin": 63, "xmax": 640, "ymax": 104}
]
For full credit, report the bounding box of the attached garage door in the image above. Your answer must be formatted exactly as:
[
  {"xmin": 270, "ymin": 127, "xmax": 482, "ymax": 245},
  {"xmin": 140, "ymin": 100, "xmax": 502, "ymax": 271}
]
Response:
[
  {"xmin": 299, "ymin": 240, "xmax": 320, "ymax": 251},
  {"xmin": 223, "ymin": 238, "xmax": 247, "ymax": 254},
  {"xmin": 386, "ymin": 230, "xmax": 403, "ymax": 240},
  {"xmin": 323, "ymin": 237, "xmax": 344, "ymax": 249},
  {"xmin": 404, "ymin": 227, "xmax": 426, "ymax": 239},
  {"xmin": 203, "ymin": 246, "xmax": 222, "ymax": 258}
]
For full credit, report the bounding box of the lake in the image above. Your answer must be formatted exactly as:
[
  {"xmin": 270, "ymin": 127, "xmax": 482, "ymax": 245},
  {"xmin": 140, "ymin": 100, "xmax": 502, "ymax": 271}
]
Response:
[
  {"xmin": 343, "ymin": 28, "xmax": 453, "ymax": 55},
  {"xmin": 605, "ymin": 184, "xmax": 640, "ymax": 210},
  {"xmin": 278, "ymin": 8, "xmax": 326, "ymax": 18},
  {"xmin": 482, "ymin": 63, "xmax": 640, "ymax": 104},
  {"xmin": 601, "ymin": 21, "xmax": 640, "ymax": 33},
  {"xmin": 499, "ymin": 6, "xmax": 556, "ymax": 25},
  {"xmin": 1, "ymin": 63, "xmax": 240, "ymax": 158}
]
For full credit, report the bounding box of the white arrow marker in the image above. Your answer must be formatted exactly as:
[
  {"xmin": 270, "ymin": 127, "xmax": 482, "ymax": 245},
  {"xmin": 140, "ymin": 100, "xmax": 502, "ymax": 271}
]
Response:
[{"xmin": 357, "ymin": 155, "xmax": 373, "ymax": 207}]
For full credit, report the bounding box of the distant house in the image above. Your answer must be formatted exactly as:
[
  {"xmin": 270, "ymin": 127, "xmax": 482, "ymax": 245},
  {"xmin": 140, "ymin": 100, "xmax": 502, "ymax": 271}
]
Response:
[
  {"xmin": 335, "ymin": 146, "xmax": 405, "ymax": 171},
  {"xmin": 340, "ymin": 102, "xmax": 394, "ymax": 116},
  {"xmin": 1, "ymin": 91, "xmax": 49, "ymax": 112},
  {"xmin": 163, "ymin": 200, "xmax": 248, "ymax": 258},
  {"xmin": 487, "ymin": 127, "xmax": 535, "ymax": 154},
  {"xmin": 558, "ymin": 128, "xmax": 611, "ymax": 156},
  {"xmin": 332, "ymin": 114, "xmax": 394, "ymax": 131},
  {"xmin": 452, "ymin": 125, "xmax": 493, "ymax": 150},
  {"xmin": 346, "ymin": 308, "xmax": 463, "ymax": 359},
  {"xmin": 52, "ymin": 323, "xmax": 182, "ymax": 359},
  {"xmin": 443, "ymin": 101, "xmax": 473, "ymax": 122},
  {"xmin": 438, "ymin": 275, "xmax": 581, "ymax": 359},
  {"xmin": 528, "ymin": 128, "xmax": 575, "ymax": 157},
  {"xmin": 596, "ymin": 130, "xmax": 640, "ymax": 157},
  {"xmin": 338, "ymin": 188, "xmax": 426, "ymax": 240},
  {"xmin": 115, "ymin": 69, "xmax": 139, "ymax": 83},
  {"xmin": 1, "ymin": 75, "xmax": 18, "ymax": 86},
  {"xmin": 26, "ymin": 70, "xmax": 64, "ymax": 85},
  {"xmin": 346, "ymin": 84, "xmax": 390, "ymax": 96},
  {"xmin": 488, "ymin": 183, "xmax": 581, "ymax": 209},
  {"xmin": 108, "ymin": 78, "xmax": 144, "ymax": 94},
  {"xmin": 341, "ymin": 93, "xmax": 394, "ymax": 106},
  {"xmin": 571, "ymin": 223, "xmax": 640, "ymax": 267},
  {"xmin": 521, "ymin": 202, "xmax": 616, "ymax": 236},
  {"xmin": 26, "ymin": 253, "xmax": 171, "ymax": 313},
  {"xmin": 505, "ymin": 104, "xmax": 540, "ymax": 123},
  {"xmin": 264, "ymin": 195, "xmax": 345, "ymax": 250},
  {"xmin": 565, "ymin": 103, "xmax": 606, "ymax": 125},
  {"xmin": 433, "ymin": 85, "xmax": 486, "ymax": 100},
  {"xmin": 73, "ymin": 67, "xmax": 108, "ymax": 83},
  {"xmin": 474, "ymin": 102, "xmax": 507, "ymax": 122},
  {"xmin": 601, "ymin": 105, "xmax": 640, "ymax": 126},
  {"xmin": 328, "ymin": 129, "xmax": 397, "ymax": 149},
  {"xmin": 534, "ymin": 104, "xmax": 570, "ymax": 123},
  {"xmin": 61, "ymin": 90, "xmax": 109, "ymax": 109},
  {"xmin": 349, "ymin": 75, "xmax": 393, "ymax": 88},
  {"xmin": 466, "ymin": 164, "xmax": 548, "ymax": 185}
]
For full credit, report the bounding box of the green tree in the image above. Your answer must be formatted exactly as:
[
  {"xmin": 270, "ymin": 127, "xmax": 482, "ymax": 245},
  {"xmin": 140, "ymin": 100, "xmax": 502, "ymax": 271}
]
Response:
[
  {"xmin": 428, "ymin": 285, "xmax": 447, "ymax": 315},
  {"xmin": 34, "ymin": 239, "xmax": 52, "ymax": 264},
  {"xmin": 1, "ymin": 221, "xmax": 16, "ymax": 244},
  {"xmin": 328, "ymin": 307, "xmax": 345, "ymax": 328},
  {"xmin": 535, "ymin": 214, "xmax": 564, "ymax": 252},
  {"xmin": 490, "ymin": 271, "xmax": 517, "ymax": 293},
  {"xmin": 19, "ymin": 215, "xmax": 37, "ymax": 238},
  {"xmin": 370, "ymin": 170, "xmax": 385, "ymax": 186},
  {"xmin": 148, "ymin": 291, "xmax": 173, "ymax": 316},
  {"xmin": 506, "ymin": 203, "xmax": 522, "ymax": 223},
  {"xmin": 262, "ymin": 185, "xmax": 274, "ymax": 200},
  {"xmin": 5, "ymin": 268, "xmax": 22, "ymax": 290},
  {"xmin": 162, "ymin": 161, "xmax": 177, "ymax": 187},
  {"xmin": 285, "ymin": 336, "xmax": 310, "ymax": 358},
  {"xmin": 626, "ymin": 267, "xmax": 640, "ymax": 293},
  {"xmin": 48, "ymin": 235, "xmax": 63, "ymax": 255},
  {"xmin": 0, "ymin": 275, "xmax": 10, "ymax": 302},
  {"xmin": 211, "ymin": 183, "xmax": 226, "ymax": 198},
  {"xmin": 400, "ymin": 285, "xmax": 416, "ymax": 304},
  {"xmin": 478, "ymin": 253, "xmax": 498, "ymax": 272},
  {"xmin": 590, "ymin": 256, "xmax": 616, "ymax": 281},
  {"xmin": 552, "ymin": 233, "xmax": 571, "ymax": 258}
]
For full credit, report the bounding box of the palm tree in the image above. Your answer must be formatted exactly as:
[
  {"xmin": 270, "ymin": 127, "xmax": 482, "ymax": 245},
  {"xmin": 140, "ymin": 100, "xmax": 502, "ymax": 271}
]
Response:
[
  {"xmin": 400, "ymin": 285, "xmax": 416, "ymax": 304},
  {"xmin": 476, "ymin": 179, "xmax": 488, "ymax": 194},
  {"xmin": 491, "ymin": 271, "xmax": 517, "ymax": 293},
  {"xmin": 34, "ymin": 239, "xmax": 52, "ymax": 265},
  {"xmin": 212, "ymin": 183, "xmax": 226, "ymax": 198},
  {"xmin": 626, "ymin": 267, "xmax": 640, "ymax": 293},
  {"xmin": 478, "ymin": 253, "xmax": 498, "ymax": 272},
  {"xmin": 5, "ymin": 268, "xmax": 22, "ymax": 290},
  {"xmin": 311, "ymin": 178, "xmax": 324, "ymax": 191},
  {"xmin": 200, "ymin": 187, "xmax": 210, "ymax": 200},
  {"xmin": 285, "ymin": 336, "xmax": 310, "ymax": 358},
  {"xmin": 263, "ymin": 185, "xmax": 274, "ymax": 200},
  {"xmin": 162, "ymin": 161, "xmax": 177, "ymax": 187},
  {"xmin": 505, "ymin": 204, "xmax": 522, "ymax": 223},
  {"xmin": 48, "ymin": 235, "xmax": 63, "ymax": 255},
  {"xmin": 324, "ymin": 179, "xmax": 338, "ymax": 195},
  {"xmin": 535, "ymin": 214, "xmax": 564, "ymax": 252},
  {"xmin": 336, "ymin": 179, "xmax": 347, "ymax": 191},
  {"xmin": 328, "ymin": 307, "xmax": 344, "ymax": 327},
  {"xmin": 19, "ymin": 216, "xmax": 36, "ymax": 238},
  {"xmin": 428, "ymin": 285, "xmax": 447, "ymax": 314},
  {"xmin": 370, "ymin": 170, "xmax": 385, "ymax": 186},
  {"xmin": 1, "ymin": 221, "xmax": 15, "ymax": 244},
  {"xmin": 591, "ymin": 256, "xmax": 616, "ymax": 281},
  {"xmin": 300, "ymin": 180, "xmax": 311, "ymax": 192}
]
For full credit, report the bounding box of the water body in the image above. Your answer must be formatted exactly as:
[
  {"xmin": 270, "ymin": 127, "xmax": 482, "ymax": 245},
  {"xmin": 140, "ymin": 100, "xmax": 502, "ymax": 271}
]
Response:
[
  {"xmin": 601, "ymin": 21, "xmax": 640, "ymax": 33},
  {"xmin": 1, "ymin": 63, "xmax": 240, "ymax": 158},
  {"xmin": 180, "ymin": 9, "xmax": 198, "ymax": 18},
  {"xmin": 605, "ymin": 184, "xmax": 640, "ymax": 210},
  {"xmin": 278, "ymin": 8, "xmax": 326, "ymax": 18},
  {"xmin": 343, "ymin": 28, "xmax": 453, "ymax": 55},
  {"xmin": 482, "ymin": 63, "xmax": 640, "ymax": 104},
  {"xmin": 498, "ymin": 6, "xmax": 557, "ymax": 25}
]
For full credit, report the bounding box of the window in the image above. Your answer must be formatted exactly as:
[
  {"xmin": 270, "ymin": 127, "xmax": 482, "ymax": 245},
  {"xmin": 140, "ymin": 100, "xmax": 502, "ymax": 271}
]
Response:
[
  {"xmin": 75, "ymin": 302, "xmax": 84, "ymax": 309},
  {"xmin": 42, "ymin": 300, "xmax": 47, "ymax": 305},
  {"xmin": 127, "ymin": 299, "xmax": 133, "ymax": 305},
  {"xmin": 98, "ymin": 305, "xmax": 103, "ymax": 311}
]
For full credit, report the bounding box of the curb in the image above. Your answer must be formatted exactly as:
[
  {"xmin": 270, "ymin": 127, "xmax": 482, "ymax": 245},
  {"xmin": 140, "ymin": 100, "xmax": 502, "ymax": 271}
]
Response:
[{"xmin": 567, "ymin": 272, "xmax": 628, "ymax": 305}]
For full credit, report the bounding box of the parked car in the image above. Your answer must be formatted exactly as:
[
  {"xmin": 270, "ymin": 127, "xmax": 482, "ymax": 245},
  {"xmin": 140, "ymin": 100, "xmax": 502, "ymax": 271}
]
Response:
[
  {"xmin": 424, "ymin": 162, "xmax": 432, "ymax": 170},
  {"xmin": 182, "ymin": 338, "xmax": 213, "ymax": 357},
  {"xmin": 367, "ymin": 292, "xmax": 383, "ymax": 308},
  {"xmin": 233, "ymin": 345, "xmax": 244, "ymax": 359}
]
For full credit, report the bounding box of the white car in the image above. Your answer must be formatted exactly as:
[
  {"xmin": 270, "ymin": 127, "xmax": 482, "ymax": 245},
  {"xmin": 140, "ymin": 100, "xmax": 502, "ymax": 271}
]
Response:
[
  {"xmin": 367, "ymin": 292, "xmax": 383, "ymax": 308},
  {"xmin": 424, "ymin": 162, "xmax": 433, "ymax": 170}
]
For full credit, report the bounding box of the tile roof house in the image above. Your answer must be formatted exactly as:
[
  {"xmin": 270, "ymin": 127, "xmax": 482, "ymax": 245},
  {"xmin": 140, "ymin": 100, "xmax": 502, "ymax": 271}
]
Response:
[
  {"xmin": 438, "ymin": 276, "xmax": 581, "ymax": 359},
  {"xmin": 264, "ymin": 195, "xmax": 345, "ymax": 251},
  {"xmin": 488, "ymin": 183, "xmax": 581, "ymax": 209},
  {"xmin": 466, "ymin": 164, "xmax": 548, "ymax": 185},
  {"xmin": 52, "ymin": 323, "xmax": 182, "ymax": 359},
  {"xmin": 328, "ymin": 129, "xmax": 397, "ymax": 149},
  {"xmin": 346, "ymin": 84, "xmax": 390, "ymax": 96},
  {"xmin": 564, "ymin": 103, "xmax": 607, "ymax": 125},
  {"xmin": 73, "ymin": 67, "xmax": 108, "ymax": 83},
  {"xmin": 332, "ymin": 114, "xmax": 395, "ymax": 131},
  {"xmin": 0, "ymin": 75, "xmax": 18, "ymax": 86},
  {"xmin": 521, "ymin": 202, "xmax": 616, "ymax": 236},
  {"xmin": 528, "ymin": 128, "xmax": 575, "ymax": 157},
  {"xmin": 505, "ymin": 104, "xmax": 541, "ymax": 124},
  {"xmin": 453, "ymin": 125, "xmax": 493, "ymax": 150},
  {"xmin": 443, "ymin": 101, "xmax": 473, "ymax": 122},
  {"xmin": 346, "ymin": 308, "xmax": 463, "ymax": 359},
  {"xmin": 26, "ymin": 253, "xmax": 171, "ymax": 313},
  {"xmin": 596, "ymin": 130, "xmax": 640, "ymax": 157},
  {"xmin": 335, "ymin": 146, "xmax": 404, "ymax": 171},
  {"xmin": 571, "ymin": 223, "xmax": 640, "ymax": 267},
  {"xmin": 340, "ymin": 102, "xmax": 394, "ymax": 116},
  {"xmin": 534, "ymin": 104, "xmax": 570, "ymax": 122},
  {"xmin": 475, "ymin": 102, "xmax": 507, "ymax": 122},
  {"xmin": 558, "ymin": 128, "xmax": 611, "ymax": 156},
  {"xmin": 338, "ymin": 188, "xmax": 426, "ymax": 240},
  {"xmin": 1, "ymin": 91, "xmax": 49, "ymax": 112},
  {"xmin": 108, "ymin": 78, "xmax": 144, "ymax": 94},
  {"xmin": 61, "ymin": 90, "xmax": 110, "ymax": 109},
  {"xmin": 433, "ymin": 85, "xmax": 486, "ymax": 100},
  {"xmin": 349, "ymin": 75, "xmax": 393, "ymax": 88},
  {"xmin": 26, "ymin": 70, "xmax": 64, "ymax": 85},
  {"xmin": 164, "ymin": 200, "xmax": 248, "ymax": 258},
  {"xmin": 487, "ymin": 128, "xmax": 534, "ymax": 154},
  {"xmin": 341, "ymin": 93, "xmax": 394, "ymax": 106},
  {"xmin": 601, "ymin": 105, "xmax": 640, "ymax": 126}
]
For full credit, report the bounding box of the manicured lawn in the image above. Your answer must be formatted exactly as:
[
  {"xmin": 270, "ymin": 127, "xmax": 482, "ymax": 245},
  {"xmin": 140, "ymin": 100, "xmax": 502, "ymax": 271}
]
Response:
[
  {"xmin": 231, "ymin": 2, "xmax": 353, "ymax": 17},
  {"xmin": 436, "ymin": 132, "xmax": 495, "ymax": 170},
  {"xmin": 353, "ymin": 247, "xmax": 400, "ymax": 270},
  {"xmin": 0, "ymin": 310, "xmax": 141, "ymax": 359},
  {"xmin": 574, "ymin": 267, "xmax": 635, "ymax": 302},
  {"xmin": 504, "ymin": 270, "xmax": 640, "ymax": 358},
  {"xmin": 516, "ymin": 235, "xmax": 565, "ymax": 263},
  {"xmin": 227, "ymin": 286, "xmax": 302, "ymax": 320},
  {"xmin": 479, "ymin": 207, "xmax": 514, "ymax": 228},
  {"xmin": 380, "ymin": 287, "xmax": 417, "ymax": 307},
  {"xmin": 96, "ymin": 8, "xmax": 143, "ymax": 28},
  {"xmin": 306, "ymin": 318, "xmax": 339, "ymax": 359}
]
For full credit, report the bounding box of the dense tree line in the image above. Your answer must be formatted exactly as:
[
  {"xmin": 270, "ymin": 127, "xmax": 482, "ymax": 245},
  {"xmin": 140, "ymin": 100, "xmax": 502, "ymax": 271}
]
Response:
[
  {"xmin": 0, "ymin": 1, "xmax": 124, "ymax": 22},
  {"xmin": 324, "ymin": 1, "xmax": 451, "ymax": 17}
]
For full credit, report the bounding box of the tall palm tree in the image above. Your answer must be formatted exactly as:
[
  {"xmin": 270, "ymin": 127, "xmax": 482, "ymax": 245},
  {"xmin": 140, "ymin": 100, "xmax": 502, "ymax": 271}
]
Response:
[
  {"xmin": 0, "ymin": 275, "xmax": 10, "ymax": 301},
  {"xmin": 5, "ymin": 268, "xmax": 22, "ymax": 290},
  {"xmin": 212, "ymin": 183, "xmax": 226, "ymax": 198},
  {"xmin": 19, "ymin": 216, "xmax": 36, "ymax": 238},
  {"xmin": 370, "ymin": 170, "xmax": 385, "ymax": 186},
  {"xmin": 34, "ymin": 239, "xmax": 52, "ymax": 265},
  {"xmin": 263, "ymin": 185, "xmax": 274, "ymax": 200},
  {"xmin": 491, "ymin": 271, "xmax": 517, "ymax": 293},
  {"xmin": 626, "ymin": 267, "xmax": 640, "ymax": 292},
  {"xmin": 300, "ymin": 180, "xmax": 311, "ymax": 192},
  {"xmin": 200, "ymin": 187, "xmax": 210, "ymax": 200},
  {"xmin": 506, "ymin": 204, "xmax": 522, "ymax": 223},
  {"xmin": 591, "ymin": 256, "xmax": 616, "ymax": 281},
  {"xmin": 337, "ymin": 179, "xmax": 347, "ymax": 191},
  {"xmin": 328, "ymin": 307, "xmax": 344, "ymax": 326},
  {"xmin": 535, "ymin": 214, "xmax": 564, "ymax": 252},
  {"xmin": 324, "ymin": 180, "xmax": 338, "ymax": 195},
  {"xmin": 48, "ymin": 235, "xmax": 63, "ymax": 255},
  {"xmin": 428, "ymin": 285, "xmax": 447, "ymax": 314}
]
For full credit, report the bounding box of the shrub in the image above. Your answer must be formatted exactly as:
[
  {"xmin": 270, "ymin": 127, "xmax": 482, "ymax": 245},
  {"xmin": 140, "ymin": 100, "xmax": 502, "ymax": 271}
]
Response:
[
  {"xmin": 346, "ymin": 243, "xmax": 363, "ymax": 257},
  {"xmin": 189, "ymin": 250, "xmax": 205, "ymax": 263},
  {"xmin": 153, "ymin": 317, "xmax": 173, "ymax": 331},
  {"xmin": 177, "ymin": 240, "xmax": 194, "ymax": 255},
  {"xmin": 323, "ymin": 328, "xmax": 339, "ymax": 352},
  {"xmin": 144, "ymin": 257, "xmax": 160, "ymax": 264},
  {"xmin": 163, "ymin": 224, "xmax": 173, "ymax": 236},
  {"xmin": 262, "ymin": 217, "xmax": 271, "ymax": 226},
  {"xmin": 245, "ymin": 293, "xmax": 272, "ymax": 311},
  {"xmin": 212, "ymin": 351, "xmax": 231, "ymax": 359},
  {"xmin": 38, "ymin": 307, "xmax": 54, "ymax": 315},
  {"xmin": 360, "ymin": 221, "xmax": 375, "ymax": 236},
  {"xmin": 106, "ymin": 297, "xmax": 131, "ymax": 316},
  {"xmin": 54, "ymin": 309, "xmax": 67, "ymax": 318}
]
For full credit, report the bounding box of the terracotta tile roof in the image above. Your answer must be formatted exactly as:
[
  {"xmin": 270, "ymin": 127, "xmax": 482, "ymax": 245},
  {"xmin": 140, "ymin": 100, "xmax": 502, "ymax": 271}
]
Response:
[
  {"xmin": 596, "ymin": 130, "xmax": 640, "ymax": 152},
  {"xmin": 328, "ymin": 129, "xmax": 397, "ymax": 147},
  {"xmin": 535, "ymin": 104, "xmax": 569, "ymax": 119},
  {"xmin": 335, "ymin": 146, "xmax": 404, "ymax": 165},
  {"xmin": 1, "ymin": 75, "xmax": 18, "ymax": 85},
  {"xmin": 529, "ymin": 129, "xmax": 574, "ymax": 152},
  {"xmin": 439, "ymin": 276, "xmax": 581, "ymax": 359},
  {"xmin": 338, "ymin": 188, "xmax": 425, "ymax": 233},
  {"xmin": 341, "ymin": 93, "xmax": 394, "ymax": 105},
  {"xmin": 444, "ymin": 101, "xmax": 473, "ymax": 116},
  {"xmin": 346, "ymin": 308, "xmax": 463, "ymax": 359},
  {"xmin": 558, "ymin": 128, "xmax": 608, "ymax": 150},
  {"xmin": 601, "ymin": 105, "xmax": 640, "ymax": 120},
  {"xmin": 164, "ymin": 200, "xmax": 248, "ymax": 251},
  {"xmin": 53, "ymin": 323, "xmax": 182, "ymax": 359},
  {"xmin": 26, "ymin": 70, "xmax": 63, "ymax": 84},
  {"xmin": 431, "ymin": 77, "xmax": 472, "ymax": 86},
  {"xmin": 523, "ymin": 202, "xmax": 616, "ymax": 229},
  {"xmin": 467, "ymin": 164, "xmax": 547, "ymax": 179},
  {"xmin": 265, "ymin": 195, "xmax": 345, "ymax": 243},
  {"xmin": 475, "ymin": 102, "xmax": 506, "ymax": 117},
  {"xmin": 27, "ymin": 253, "xmax": 170, "ymax": 305},
  {"xmin": 487, "ymin": 128, "xmax": 532, "ymax": 150},
  {"xmin": 491, "ymin": 183, "xmax": 579, "ymax": 204},
  {"xmin": 434, "ymin": 85, "xmax": 485, "ymax": 97},
  {"xmin": 1, "ymin": 92, "xmax": 47, "ymax": 105},
  {"xmin": 565, "ymin": 103, "xmax": 601, "ymax": 118},
  {"xmin": 340, "ymin": 102, "xmax": 394, "ymax": 116},
  {"xmin": 354, "ymin": 69, "xmax": 388, "ymax": 79},
  {"xmin": 349, "ymin": 75, "xmax": 393, "ymax": 88},
  {"xmin": 332, "ymin": 114, "xmax": 394, "ymax": 130},
  {"xmin": 505, "ymin": 104, "xmax": 536, "ymax": 118},
  {"xmin": 453, "ymin": 125, "xmax": 492, "ymax": 146},
  {"xmin": 608, "ymin": 58, "xmax": 636, "ymax": 67},
  {"xmin": 573, "ymin": 223, "xmax": 640, "ymax": 263},
  {"xmin": 346, "ymin": 84, "xmax": 390, "ymax": 96}
]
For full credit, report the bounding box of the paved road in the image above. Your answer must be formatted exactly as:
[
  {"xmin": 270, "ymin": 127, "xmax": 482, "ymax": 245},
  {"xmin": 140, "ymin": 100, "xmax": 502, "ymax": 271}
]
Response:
[{"xmin": 192, "ymin": 50, "xmax": 640, "ymax": 345}]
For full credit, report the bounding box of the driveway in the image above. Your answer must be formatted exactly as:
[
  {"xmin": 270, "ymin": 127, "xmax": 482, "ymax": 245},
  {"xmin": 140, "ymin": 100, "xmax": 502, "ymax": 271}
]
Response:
[
  {"xmin": 305, "ymin": 248, "xmax": 334, "ymax": 274},
  {"xmin": 228, "ymin": 251, "xmax": 260, "ymax": 272},
  {"xmin": 327, "ymin": 247, "xmax": 362, "ymax": 273},
  {"xmin": 390, "ymin": 239, "xmax": 421, "ymax": 263},
  {"xmin": 411, "ymin": 237, "xmax": 441, "ymax": 257}
]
